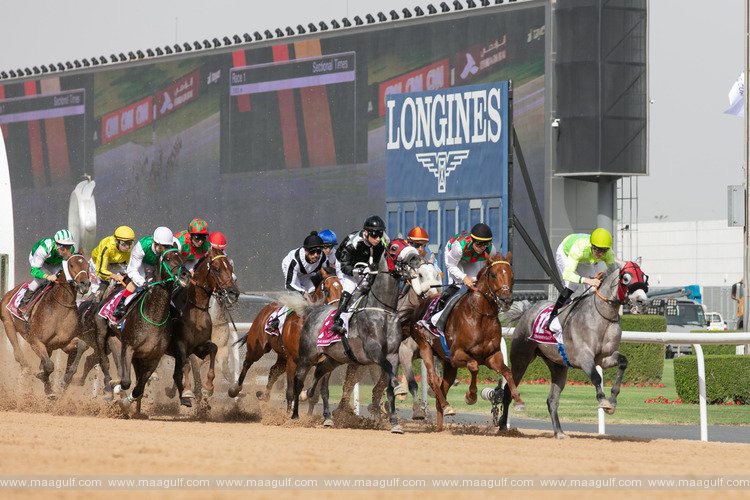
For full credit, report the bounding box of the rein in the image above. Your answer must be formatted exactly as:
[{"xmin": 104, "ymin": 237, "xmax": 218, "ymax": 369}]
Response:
[
  {"xmin": 473, "ymin": 260, "xmax": 512, "ymax": 315},
  {"xmin": 139, "ymin": 249, "xmax": 183, "ymax": 327}
]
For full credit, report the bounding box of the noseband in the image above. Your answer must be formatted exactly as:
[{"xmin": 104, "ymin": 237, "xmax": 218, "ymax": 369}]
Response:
[{"xmin": 477, "ymin": 260, "xmax": 512, "ymax": 310}]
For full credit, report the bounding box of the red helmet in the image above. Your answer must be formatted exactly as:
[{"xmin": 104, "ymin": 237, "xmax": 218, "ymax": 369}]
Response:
[
  {"xmin": 208, "ymin": 231, "xmax": 227, "ymax": 250},
  {"xmin": 407, "ymin": 226, "xmax": 429, "ymax": 242},
  {"xmin": 188, "ymin": 218, "xmax": 209, "ymax": 235}
]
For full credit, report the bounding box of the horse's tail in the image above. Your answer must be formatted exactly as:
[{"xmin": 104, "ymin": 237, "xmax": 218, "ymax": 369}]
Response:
[
  {"xmin": 277, "ymin": 292, "xmax": 313, "ymax": 317},
  {"xmin": 233, "ymin": 333, "xmax": 248, "ymax": 347},
  {"xmin": 499, "ymin": 300, "xmax": 534, "ymax": 325}
]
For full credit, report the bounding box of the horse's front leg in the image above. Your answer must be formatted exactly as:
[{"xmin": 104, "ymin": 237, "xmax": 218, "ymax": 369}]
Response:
[
  {"xmin": 61, "ymin": 339, "xmax": 86, "ymax": 390},
  {"xmin": 28, "ymin": 340, "xmax": 55, "ymax": 396},
  {"xmin": 194, "ymin": 343, "xmax": 218, "ymax": 397},
  {"xmin": 579, "ymin": 358, "xmax": 612, "ymax": 413},
  {"xmin": 602, "ymin": 352, "xmax": 628, "ymax": 413},
  {"xmin": 486, "ymin": 351, "xmax": 524, "ymax": 408}
]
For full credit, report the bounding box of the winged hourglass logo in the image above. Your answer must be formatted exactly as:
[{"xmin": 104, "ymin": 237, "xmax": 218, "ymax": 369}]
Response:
[{"xmin": 414, "ymin": 150, "xmax": 470, "ymax": 193}]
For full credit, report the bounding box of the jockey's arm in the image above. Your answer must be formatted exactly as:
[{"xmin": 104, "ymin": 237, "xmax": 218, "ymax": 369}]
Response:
[
  {"xmin": 126, "ymin": 242, "xmax": 147, "ymax": 288},
  {"xmin": 444, "ymin": 242, "xmax": 473, "ymax": 287},
  {"xmin": 29, "ymin": 243, "xmax": 51, "ymax": 280},
  {"xmin": 97, "ymin": 247, "xmax": 113, "ymax": 281},
  {"xmin": 337, "ymin": 243, "xmax": 357, "ymax": 276}
]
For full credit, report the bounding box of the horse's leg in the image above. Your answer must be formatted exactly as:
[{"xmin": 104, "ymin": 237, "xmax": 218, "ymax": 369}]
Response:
[
  {"xmin": 119, "ymin": 340, "xmax": 133, "ymax": 391},
  {"xmin": 228, "ymin": 336, "xmax": 268, "ymax": 398},
  {"xmin": 579, "ymin": 357, "xmax": 611, "ymax": 412},
  {"xmin": 319, "ymin": 371, "xmax": 333, "ymax": 425},
  {"xmin": 78, "ymin": 352, "xmax": 98, "ymax": 386},
  {"xmin": 284, "ymin": 357, "xmax": 298, "ymax": 413},
  {"xmin": 337, "ymin": 364, "xmax": 359, "ymax": 412},
  {"xmin": 93, "ymin": 319, "xmax": 114, "ymax": 394},
  {"xmin": 486, "ymin": 351, "xmax": 524, "ymax": 408},
  {"xmin": 291, "ymin": 361, "xmax": 308, "ymax": 420},
  {"xmin": 541, "ymin": 357, "xmax": 569, "ymax": 438},
  {"xmin": 28, "ymin": 339, "xmax": 55, "ymax": 395},
  {"xmin": 417, "ymin": 339, "xmax": 452, "ymax": 421},
  {"xmin": 499, "ymin": 337, "xmax": 537, "ymax": 432},
  {"xmin": 107, "ymin": 336, "xmax": 124, "ymax": 393},
  {"xmin": 189, "ymin": 355, "xmax": 203, "ymax": 400},
  {"xmin": 436, "ymin": 361, "xmax": 458, "ymax": 432},
  {"xmin": 604, "ymin": 352, "xmax": 628, "ymax": 413},
  {"xmin": 61, "ymin": 339, "xmax": 86, "ymax": 390},
  {"xmin": 194, "ymin": 343, "xmax": 217, "ymax": 397},
  {"xmin": 370, "ymin": 369, "xmax": 387, "ymax": 419},
  {"xmin": 400, "ymin": 341, "xmax": 424, "ymax": 420},
  {"xmin": 1, "ymin": 315, "xmax": 30, "ymax": 371},
  {"xmin": 261, "ymin": 354, "xmax": 286, "ymax": 401},
  {"xmin": 364, "ymin": 338, "xmax": 402, "ymax": 433}
]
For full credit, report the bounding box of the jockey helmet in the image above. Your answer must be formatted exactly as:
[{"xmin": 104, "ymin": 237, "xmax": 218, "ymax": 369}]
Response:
[
  {"xmin": 153, "ymin": 226, "xmax": 175, "ymax": 246},
  {"xmin": 114, "ymin": 225, "xmax": 135, "ymax": 241},
  {"xmin": 319, "ymin": 229, "xmax": 337, "ymax": 245},
  {"xmin": 208, "ymin": 232, "xmax": 227, "ymax": 250},
  {"xmin": 363, "ymin": 215, "xmax": 386, "ymax": 232},
  {"xmin": 407, "ymin": 226, "xmax": 429, "ymax": 242},
  {"xmin": 303, "ymin": 231, "xmax": 325, "ymax": 250},
  {"xmin": 470, "ymin": 223, "xmax": 493, "ymax": 242},
  {"xmin": 188, "ymin": 218, "xmax": 209, "ymax": 235},
  {"xmin": 590, "ymin": 228, "xmax": 612, "ymax": 249},
  {"xmin": 54, "ymin": 229, "xmax": 75, "ymax": 246}
]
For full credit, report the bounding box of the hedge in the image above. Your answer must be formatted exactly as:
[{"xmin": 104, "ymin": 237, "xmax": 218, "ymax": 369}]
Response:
[
  {"xmin": 452, "ymin": 314, "xmax": 666, "ymax": 385},
  {"xmin": 688, "ymin": 330, "xmax": 744, "ymax": 356},
  {"xmin": 674, "ymin": 355, "xmax": 750, "ymax": 404}
]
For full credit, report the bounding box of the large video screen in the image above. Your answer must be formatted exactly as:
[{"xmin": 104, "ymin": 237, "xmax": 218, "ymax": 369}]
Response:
[{"xmin": 0, "ymin": 2, "xmax": 546, "ymax": 290}]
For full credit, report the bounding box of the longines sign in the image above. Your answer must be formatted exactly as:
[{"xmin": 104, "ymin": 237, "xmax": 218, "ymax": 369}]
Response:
[{"xmin": 385, "ymin": 82, "xmax": 510, "ymax": 201}]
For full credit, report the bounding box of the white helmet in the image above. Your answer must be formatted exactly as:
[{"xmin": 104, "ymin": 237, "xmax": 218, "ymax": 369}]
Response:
[
  {"xmin": 153, "ymin": 226, "xmax": 174, "ymax": 246},
  {"xmin": 54, "ymin": 229, "xmax": 75, "ymax": 246}
]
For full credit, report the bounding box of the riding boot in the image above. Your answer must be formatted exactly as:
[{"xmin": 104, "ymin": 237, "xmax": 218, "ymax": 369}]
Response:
[
  {"xmin": 547, "ymin": 288, "xmax": 573, "ymax": 328},
  {"xmin": 436, "ymin": 284, "xmax": 459, "ymax": 311},
  {"xmin": 112, "ymin": 294, "xmax": 130, "ymax": 320},
  {"xmin": 18, "ymin": 290, "xmax": 33, "ymax": 310},
  {"xmin": 330, "ymin": 291, "xmax": 352, "ymax": 335}
]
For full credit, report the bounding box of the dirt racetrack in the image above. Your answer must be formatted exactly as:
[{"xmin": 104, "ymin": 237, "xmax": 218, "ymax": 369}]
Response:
[{"xmin": 0, "ymin": 343, "xmax": 749, "ymax": 499}]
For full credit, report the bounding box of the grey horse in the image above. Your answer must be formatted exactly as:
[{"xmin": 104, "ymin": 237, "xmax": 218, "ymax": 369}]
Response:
[
  {"xmin": 289, "ymin": 249, "xmax": 415, "ymax": 433},
  {"xmin": 497, "ymin": 260, "xmax": 649, "ymax": 438}
]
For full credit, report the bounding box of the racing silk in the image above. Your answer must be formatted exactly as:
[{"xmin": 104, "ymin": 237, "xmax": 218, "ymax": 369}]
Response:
[
  {"xmin": 90, "ymin": 235, "xmax": 131, "ymax": 280},
  {"xmin": 336, "ymin": 230, "xmax": 387, "ymax": 277},
  {"xmin": 561, "ymin": 233, "xmax": 615, "ymax": 284},
  {"xmin": 29, "ymin": 238, "xmax": 73, "ymax": 279},
  {"xmin": 444, "ymin": 232, "xmax": 492, "ymax": 284},
  {"xmin": 281, "ymin": 247, "xmax": 325, "ymax": 293},
  {"xmin": 175, "ymin": 230, "xmax": 210, "ymax": 271},
  {"xmin": 126, "ymin": 236, "xmax": 160, "ymax": 287}
]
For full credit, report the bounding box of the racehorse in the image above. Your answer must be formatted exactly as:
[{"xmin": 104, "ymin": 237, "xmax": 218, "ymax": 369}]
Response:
[
  {"xmin": 168, "ymin": 246, "xmax": 239, "ymax": 406},
  {"xmin": 0, "ymin": 254, "xmax": 90, "ymax": 396},
  {"xmin": 410, "ymin": 253, "xmax": 522, "ymax": 431},
  {"xmin": 228, "ymin": 267, "xmax": 342, "ymax": 413},
  {"xmin": 497, "ymin": 260, "xmax": 649, "ymax": 438},
  {"xmin": 290, "ymin": 249, "xmax": 425, "ymax": 433},
  {"xmin": 117, "ymin": 249, "xmax": 190, "ymax": 415}
]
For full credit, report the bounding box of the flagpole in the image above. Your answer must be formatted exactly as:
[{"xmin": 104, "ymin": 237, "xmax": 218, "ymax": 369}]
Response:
[{"xmin": 744, "ymin": 0, "xmax": 749, "ymax": 332}]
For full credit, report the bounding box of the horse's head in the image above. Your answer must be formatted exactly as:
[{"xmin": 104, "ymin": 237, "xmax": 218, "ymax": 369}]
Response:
[
  {"xmin": 618, "ymin": 260, "xmax": 649, "ymax": 308},
  {"xmin": 64, "ymin": 253, "xmax": 90, "ymax": 295},
  {"xmin": 158, "ymin": 248, "xmax": 190, "ymax": 288},
  {"xmin": 310, "ymin": 267, "xmax": 343, "ymax": 305},
  {"xmin": 476, "ymin": 252, "xmax": 514, "ymax": 311},
  {"xmin": 386, "ymin": 239, "xmax": 439, "ymax": 297},
  {"xmin": 196, "ymin": 247, "xmax": 240, "ymax": 305}
]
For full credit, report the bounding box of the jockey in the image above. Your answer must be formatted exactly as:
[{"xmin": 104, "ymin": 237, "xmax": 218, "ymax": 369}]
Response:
[
  {"xmin": 407, "ymin": 226, "xmax": 442, "ymax": 279},
  {"xmin": 330, "ymin": 215, "xmax": 388, "ymax": 335},
  {"xmin": 319, "ymin": 229, "xmax": 338, "ymax": 268},
  {"xmin": 547, "ymin": 228, "xmax": 617, "ymax": 327},
  {"xmin": 281, "ymin": 231, "xmax": 326, "ymax": 299},
  {"xmin": 89, "ymin": 225, "xmax": 135, "ymax": 298},
  {"xmin": 439, "ymin": 223, "xmax": 494, "ymax": 308},
  {"xmin": 174, "ymin": 218, "xmax": 210, "ymax": 272},
  {"xmin": 18, "ymin": 229, "xmax": 76, "ymax": 310},
  {"xmin": 113, "ymin": 226, "xmax": 177, "ymax": 319}
]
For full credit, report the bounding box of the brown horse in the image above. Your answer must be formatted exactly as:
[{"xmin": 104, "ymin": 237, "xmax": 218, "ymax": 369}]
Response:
[
  {"xmin": 168, "ymin": 247, "xmax": 239, "ymax": 406},
  {"xmin": 117, "ymin": 249, "xmax": 190, "ymax": 415},
  {"xmin": 410, "ymin": 253, "xmax": 524, "ymax": 431},
  {"xmin": 0, "ymin": 254, "xmax": 90, "ymax": 396},
  {"xmin": 228, "ymin": 267, "xmax": 342, "ymax": 412}
]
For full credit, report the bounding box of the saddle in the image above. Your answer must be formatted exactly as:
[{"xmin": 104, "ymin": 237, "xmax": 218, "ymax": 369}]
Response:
[
  {"xmin": 7, "ymin": 281, "xmax": 53, "ymax": 320},
  {"xmin": 433, "ymin": 286, "xmax": 467, "ymax": 332}
]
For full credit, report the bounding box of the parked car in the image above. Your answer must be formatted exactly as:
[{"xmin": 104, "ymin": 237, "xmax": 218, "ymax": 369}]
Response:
[
  {"xmin": 646, "ymin": 298, "xmax": 707, "ymax": 358},
  {"xmin": 705, "ymin": 311, "xmax": 728, "ymax": 331}
]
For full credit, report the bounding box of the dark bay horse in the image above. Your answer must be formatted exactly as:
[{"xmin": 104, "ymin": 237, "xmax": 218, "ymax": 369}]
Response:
[
  {"xmin": 228, "ymin": 267, "xmax": 342, "ymax": 412},
  {"xmin": 117, "ymin": 249, "xmax": 190, "ymax": 415},
  {"xmin": 0, "ymin": 254, "xmax": 90, "ymax": 395},
  {"xmin": 409, "ymin": 253, "xmax": 523, "ymax": 431},
  {"xmin": 290, "ymin": 252, "xmax": 419, "ymax": 433},
  {"xmin": 168, "ymin": 247, "xmax": 239, "ymax": 406},
  {"xmin": 498, "ymin": 261, "xmax": 649, "ymax": 438}
]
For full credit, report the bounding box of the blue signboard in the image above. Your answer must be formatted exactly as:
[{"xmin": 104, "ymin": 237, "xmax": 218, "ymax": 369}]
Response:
[{"xmin": 385, "ymin": 82, "xmax": 511, "ymax": 257}]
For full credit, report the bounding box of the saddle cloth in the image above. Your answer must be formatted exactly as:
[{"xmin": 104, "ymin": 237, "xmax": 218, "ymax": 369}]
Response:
[
  {"xmin": 317, "ymin": 309, "xmax": 351, "ymax": 347},
  {"xmin": 264, "ymin": 305, "xmax": 290, "ymax": 336},
  {"xmin": 417, "ymin": 297, "xmax": 444, "ymax": 338},
  {"xmin": 6, "ymin": 281, "xmax": 53, "ymax": 320},
  {"xmin": 531, "ymin": 304, "xmax": 562, "ymax": 345}
]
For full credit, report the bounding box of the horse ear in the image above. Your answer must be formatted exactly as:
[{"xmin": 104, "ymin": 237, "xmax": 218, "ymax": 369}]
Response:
[{"xmin": 505, "ymin": 251, "xmax": 512, "ymax": 263}]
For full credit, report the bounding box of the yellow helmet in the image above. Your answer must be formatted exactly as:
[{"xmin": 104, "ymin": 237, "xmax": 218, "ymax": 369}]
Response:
[
  {"xmin": 114, "ymin": 225, "xmax": 135, "ymax": 241},
  {"xmin": 590, "ymin": 228, "xmax": 612, "ymax": 249}
]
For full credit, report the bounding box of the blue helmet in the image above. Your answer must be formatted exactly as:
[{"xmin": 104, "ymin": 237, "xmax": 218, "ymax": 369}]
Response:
[{"xmin": 319, "ymin": 229, "xmax": 337, "ymax": 245}]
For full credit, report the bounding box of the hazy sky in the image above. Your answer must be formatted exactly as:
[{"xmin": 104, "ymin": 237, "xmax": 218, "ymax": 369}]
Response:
[{"xmin": 0, "ymin": 0, "xmax": 744, "ymax": 223}]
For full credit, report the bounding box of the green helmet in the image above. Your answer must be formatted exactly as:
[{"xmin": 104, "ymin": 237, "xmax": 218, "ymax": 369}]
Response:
[
  {"xmin": 54, "ymin": 229, "xmax": 75, "ymax": 246},
  {"xmin": 590, "ymin": 228, "xmax": 612, "ymax": 249}
]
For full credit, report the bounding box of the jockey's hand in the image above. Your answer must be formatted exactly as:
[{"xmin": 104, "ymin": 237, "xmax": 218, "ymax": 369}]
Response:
[
  {"xmin": 110, "ymin": 273, "xmax": 124, "ymax": 283},
  {"xmin": 47, "ymin": 275, "xmax": 58, "ymax": 283},
  {"xmin": 583, "ymin": 276, "xmax": 601, "ymax": 288},
  {"xmin": 353, "ymin": 262, "xmax": 369, "ymax": 277},
  {"xmin": 462, "ymin": 275, "xmax": 476, "ymax": 291}
]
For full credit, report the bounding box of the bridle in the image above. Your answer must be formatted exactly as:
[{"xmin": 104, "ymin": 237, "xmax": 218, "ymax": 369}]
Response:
[
  {"xmin": 474, "ymin": 259, "xmax": 513, "ymax": 313},
  {"xmin": 49, "ymin": 255, "xmax": 89, "ymax": 309},
  {"xmin": 589, "ymin": 262, "xmax": 649, "ymax": 322},
  {"xmin": 315, "ymin": 275, "xmax": 341, "ymax": 305}
]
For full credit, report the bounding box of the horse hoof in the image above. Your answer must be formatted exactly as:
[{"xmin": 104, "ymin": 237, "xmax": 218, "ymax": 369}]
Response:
[
  {"xmin": 182, "ymin": 390, "xmax": 196, "ymax": 399},
  {"xmin": 113, "ymin": 384, "xmax": 122, "ymax": 396},
  {"xmin": 119, "ymin": 398, "xmax": 132, "ymax": 412},
  {"xmin": 465, "ymin": 393, "xmax": 477, "ymax": 405},
  {"xmin": 555, "ymin": 432, "xmax": 569, "ymax": 440},
  {"xmin": 102, "ymin": 393, "xmax": 113, "ymax": 402},
  {"xmin": 412, "ymin": 409, "xmax": 426, "ymax": 420},
  {"xmin": 180, "ymin": 397, "xmax": 193, "ymax": 407},
  {"xmin": 443, "ymin": 405, "xmax": 456, "ymax": 416},
  {"xmin": 390, "ymin": 424, "xmax": 405, "ymax": 434},
  {"xmin": 394, "ymin": 384, "xmax": 408, "ymax": 397},
  {"xmin": 513, "ymin": 403, "xmax": 526, "ymax": 412},
  {"xmin": 299, "ymin": 391, "xmax": 308, "ymax": 402},
  {"xmin": 228, "ymin": 385, "xmax": 242, "ymax": 398},
  {"xmin": 323, "ymin": 419, "xmax": 334, "ymax": 428},
  {"xmin": 598, "ymin": 400, "xmax": 614, "ymax": 412}
]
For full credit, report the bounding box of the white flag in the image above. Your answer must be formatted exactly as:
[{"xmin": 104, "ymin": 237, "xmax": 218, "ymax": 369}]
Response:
[{"xmin": 725, "ymin": 71, "xmax": 744, "ymax": 116}]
